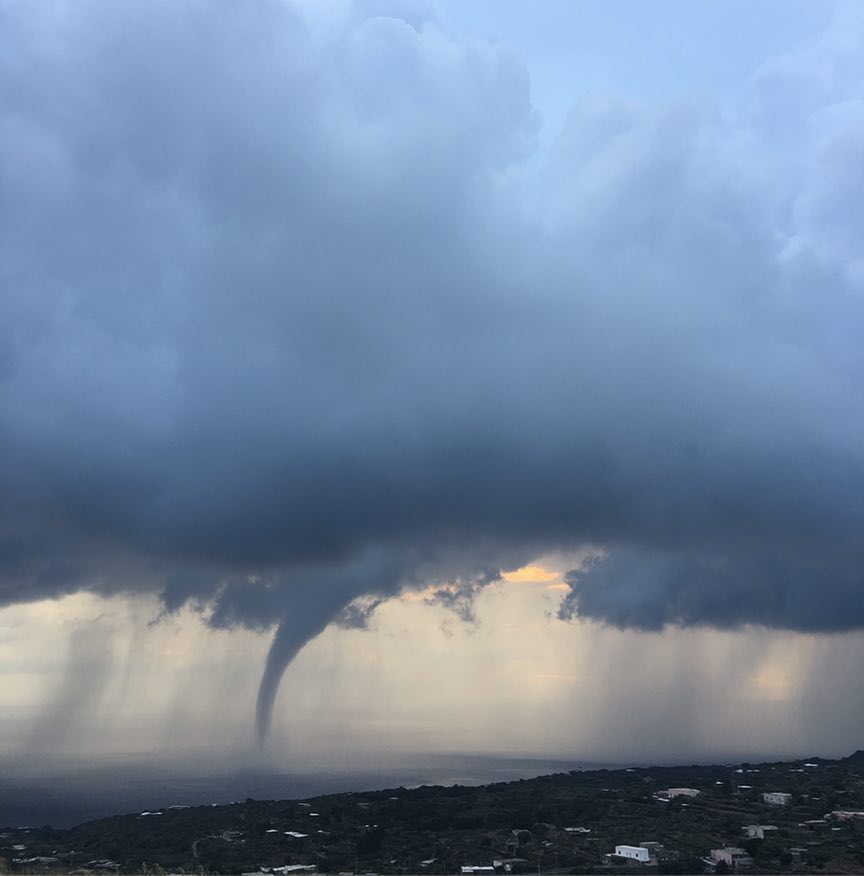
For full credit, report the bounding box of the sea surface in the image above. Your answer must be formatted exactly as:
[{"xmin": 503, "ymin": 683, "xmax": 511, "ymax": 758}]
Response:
[{"xmin": 0, "ymin": 753, "xmax": 625, "ymax": 829}]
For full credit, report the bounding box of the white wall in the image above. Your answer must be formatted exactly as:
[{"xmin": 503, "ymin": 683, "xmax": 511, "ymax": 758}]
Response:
[{"xmin": 615, "ymin": 846, "xmax": 650, "ymax": 862}]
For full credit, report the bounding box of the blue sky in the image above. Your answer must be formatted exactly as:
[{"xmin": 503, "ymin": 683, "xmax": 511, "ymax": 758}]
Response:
[{"xmin": 440, "ymin": 1, "xmax": 833, "ymax": 146}]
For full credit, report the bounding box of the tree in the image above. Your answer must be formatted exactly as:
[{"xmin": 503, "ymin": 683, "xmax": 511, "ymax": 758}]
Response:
[{"xmin": 741, "ymin": 839, "xmax": 761, "ymax": 860}]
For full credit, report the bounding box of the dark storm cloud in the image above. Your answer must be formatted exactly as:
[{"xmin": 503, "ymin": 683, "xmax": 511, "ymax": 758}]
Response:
[
  {"xmin": 2, "ymin": 1, "xmax": 864, "ymax": 733},
  {"xmin": 559, "ymin": 550, "xmax": 864, "ymax": 633}
]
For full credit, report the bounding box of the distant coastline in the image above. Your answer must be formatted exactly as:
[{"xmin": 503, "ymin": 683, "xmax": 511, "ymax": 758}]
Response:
[{"xmin": 0, "ymin": 754, "xmax": 613, "ymax": 829}]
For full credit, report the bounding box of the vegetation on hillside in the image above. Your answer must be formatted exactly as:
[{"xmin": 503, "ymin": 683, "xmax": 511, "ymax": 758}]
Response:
[{"xmin": 3, "ymin": 752, "xmax": 864, "ymax": 874}]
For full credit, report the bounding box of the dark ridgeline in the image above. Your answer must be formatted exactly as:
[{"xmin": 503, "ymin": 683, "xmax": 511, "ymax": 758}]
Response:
[{"xmin": 2, "ymin": 752, "xmax": 864, "ymax": 874}]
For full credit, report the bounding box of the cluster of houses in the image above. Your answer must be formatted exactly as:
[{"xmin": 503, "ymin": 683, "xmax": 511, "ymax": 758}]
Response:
[
  {"xmin": 609, "ymin": 840, "xmax": 760, "ymax": 871},
  {"xmin": 608, "ymin": 841, "xmax": 757, "ymax": 870},
  {"xmin": 603, "ymin": 782, "xmax": 845, "ymax": 870},
  {"xmin": 323, "ymin": 792, "xmax": 864, "ymax": 876},
  {"xmin": 267, "ymin": 783, "xmax": 860, "ymax": 876}
]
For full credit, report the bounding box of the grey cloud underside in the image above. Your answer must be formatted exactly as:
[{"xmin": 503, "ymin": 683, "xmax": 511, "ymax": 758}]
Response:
[
  {"xmin": 560, "ymin": 550, "xmax": 864, "ymax": 633},
  {"xmin": 2, "ymin": 0, "xmax": 864, "ymax": 731}
]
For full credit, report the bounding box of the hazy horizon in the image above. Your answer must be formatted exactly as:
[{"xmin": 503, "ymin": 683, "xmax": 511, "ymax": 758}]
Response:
[{"xmin": 3, "ymin": 748, "xmax": 856, "ymax": 830}]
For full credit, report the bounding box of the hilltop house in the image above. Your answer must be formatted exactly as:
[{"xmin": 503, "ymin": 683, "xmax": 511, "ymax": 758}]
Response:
[
  {"xmin": 742, "ymin": 825, "xmax": 778, "ymax": 839},
  {"xmin": 613, "ymin": 845, "xmax": 651, "ymax": 863},
  {"xmin": 665, "ymin": 788, "xmax": 700, "ymax": 799},
  {"xmin": 827, "ymin": 810, "xmax": 864, "ymax": 821},
  {"xmin": 492, "ymin": 858, "xmax": 529, "ymax": 873},
  {"xmin": 709, "ymin": 848, "xmax": 754, "ymax": 870}
]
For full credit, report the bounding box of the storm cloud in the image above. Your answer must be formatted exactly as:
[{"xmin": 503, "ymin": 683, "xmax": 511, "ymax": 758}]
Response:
[{"xmin": 2, "ymin": 1, "xmax": 863, "ymax": 737}]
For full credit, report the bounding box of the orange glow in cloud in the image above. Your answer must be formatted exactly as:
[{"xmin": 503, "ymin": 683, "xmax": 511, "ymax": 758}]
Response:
[
  {"xmin": 398, "ymin": 589, "xmax": 433, "ymax": 603},
  {"xmin": 502, "ymin": 564, "xmax": 560, "ymax": 583}
]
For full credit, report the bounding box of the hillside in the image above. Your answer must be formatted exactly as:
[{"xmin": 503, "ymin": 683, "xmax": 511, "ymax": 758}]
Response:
[{"xmin": 3, "ymin": 754, "xmax": 864, "ymax": 874}]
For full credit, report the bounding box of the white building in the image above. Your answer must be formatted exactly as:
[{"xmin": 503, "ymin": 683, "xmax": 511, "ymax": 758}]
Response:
[
  {"xmin": 492, "ymin": 859, "xmax": 528, "ymax": 873},
  {"xmin": 763, "ymin": 792, "xmax": 793, "ymax": 806},
  {"xmin": 742, "ymin": 825, "xmax": 777, "ymax": 839},
  {"xmin": 614, "ymin": 846, "xmax": 651, "ymax": 863},
  {"xmin": 828, "ymin": 810, "xmax": 864, "ymax": 821},
  {"xmin": 666, "ymin": 788, "xmax": 700, "ymax": 798},
  {"xmin": 710, "ymin": 848, "xmax": 753, "ymax": 869}
]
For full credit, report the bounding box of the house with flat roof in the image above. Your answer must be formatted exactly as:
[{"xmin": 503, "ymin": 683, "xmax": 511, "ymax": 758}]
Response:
[
  {"xmin": 709, "ymin": 848, "xmax": 753, "ymax": 870},
  {"xmin": 612, "ymin": 845, "xmax": 651, "ymax": 863}
]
